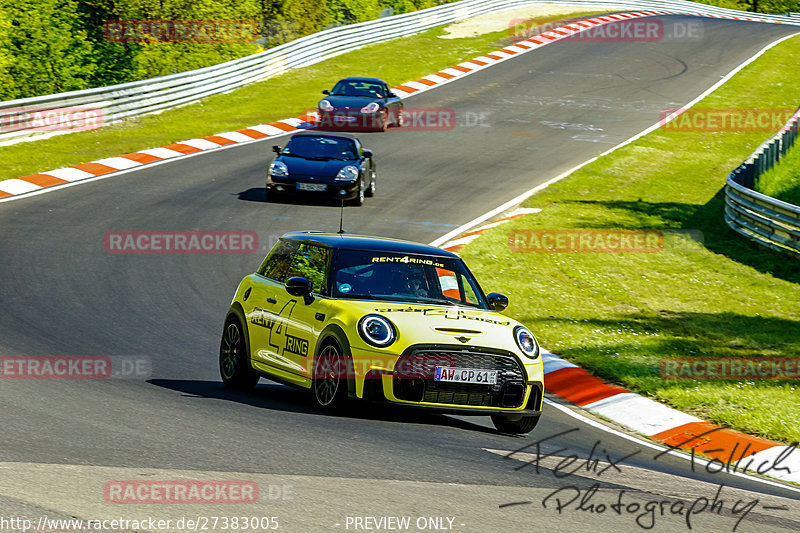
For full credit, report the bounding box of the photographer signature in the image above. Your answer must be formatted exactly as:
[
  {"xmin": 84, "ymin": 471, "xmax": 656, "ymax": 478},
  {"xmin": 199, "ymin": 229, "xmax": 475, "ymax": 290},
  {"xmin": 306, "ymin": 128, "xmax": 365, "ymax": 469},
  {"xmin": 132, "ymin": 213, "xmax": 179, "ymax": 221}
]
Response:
[{"xmin": 496, "ymin": 427, "xmax": 795, "ymax": 531}]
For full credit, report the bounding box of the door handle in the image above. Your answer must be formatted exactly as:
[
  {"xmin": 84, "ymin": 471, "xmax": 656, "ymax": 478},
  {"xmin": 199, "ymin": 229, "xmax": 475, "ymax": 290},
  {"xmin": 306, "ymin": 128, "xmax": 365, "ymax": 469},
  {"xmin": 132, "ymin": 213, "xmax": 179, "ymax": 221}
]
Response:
[{"xmin": 266, "ymin": 297, "xmax": 277, "ymax": 304}]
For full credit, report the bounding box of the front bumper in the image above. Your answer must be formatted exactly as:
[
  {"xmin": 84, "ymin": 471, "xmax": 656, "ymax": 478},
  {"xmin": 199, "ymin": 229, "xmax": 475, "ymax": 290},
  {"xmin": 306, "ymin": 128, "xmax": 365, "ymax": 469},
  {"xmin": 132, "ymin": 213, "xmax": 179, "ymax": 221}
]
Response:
[
  {"xmin": 316, "ymin": 110, "xmax": 384, "ymax": 131},
  {"xmin": 266, "ymin": 177, "xmax": 360, "ymax": 199},
  {"xmin": 353, "ymin": 345, "xmax": 544, "ymax": 414}
]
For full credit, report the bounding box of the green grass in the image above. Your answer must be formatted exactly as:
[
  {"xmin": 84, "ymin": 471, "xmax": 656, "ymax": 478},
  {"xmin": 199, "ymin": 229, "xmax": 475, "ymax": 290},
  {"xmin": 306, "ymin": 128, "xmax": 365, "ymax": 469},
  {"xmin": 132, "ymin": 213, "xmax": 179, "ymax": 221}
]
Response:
[
  {"xmin": 0, "ymin": 11, "xmax": 605, "ymax": 181},
  {"xmin": 461, "ymin": 35, "xmax": 800, "ymax": 445},
  {"xmin": 756, "ymin": 142, "xmax": 800, "ymax": 204}
]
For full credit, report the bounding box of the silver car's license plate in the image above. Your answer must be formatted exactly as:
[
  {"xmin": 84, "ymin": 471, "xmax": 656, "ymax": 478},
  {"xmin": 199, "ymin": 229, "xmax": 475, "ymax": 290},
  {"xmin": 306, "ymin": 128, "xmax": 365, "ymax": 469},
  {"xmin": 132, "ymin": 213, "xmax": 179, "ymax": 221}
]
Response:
[{"xmin": 297, "ymin": 182, "xmax": 327, "ymax": 192}]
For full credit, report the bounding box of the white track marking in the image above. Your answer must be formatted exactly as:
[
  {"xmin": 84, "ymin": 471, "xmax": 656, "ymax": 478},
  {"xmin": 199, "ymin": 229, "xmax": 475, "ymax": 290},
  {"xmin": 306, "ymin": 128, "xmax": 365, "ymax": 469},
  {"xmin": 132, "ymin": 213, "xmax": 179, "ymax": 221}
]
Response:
[
  {"xmin": 0, "ymin": 179, "xmax": 42, "ymax": 195},
  {"xmin": 92, "ymin": 157, "xmax": 143, "ymax": 170},
  {"xmin": 175, "ymin": 138, "xmax": 221, "ymax": 150},
  {"xmin": 42, "ymin": 167, "xmax": 95, "ymax": 181}
]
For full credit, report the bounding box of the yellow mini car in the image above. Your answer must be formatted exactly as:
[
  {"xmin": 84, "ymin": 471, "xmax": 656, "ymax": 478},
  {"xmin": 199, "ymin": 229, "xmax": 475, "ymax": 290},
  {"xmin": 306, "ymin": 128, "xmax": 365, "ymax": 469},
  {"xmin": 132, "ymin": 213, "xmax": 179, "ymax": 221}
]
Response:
[{"xmin": 219, "ymin": 232, "xmax": 544, "ymax": 433}]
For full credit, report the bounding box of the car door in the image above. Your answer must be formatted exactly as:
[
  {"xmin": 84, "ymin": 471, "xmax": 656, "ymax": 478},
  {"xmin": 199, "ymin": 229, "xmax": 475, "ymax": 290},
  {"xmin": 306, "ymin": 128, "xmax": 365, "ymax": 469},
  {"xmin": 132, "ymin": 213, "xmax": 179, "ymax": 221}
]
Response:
[
  {"xmin": 245, "ymin": 240, "xmax": 297, "ymax": 373},
  {"xmin": 271, "ymin": 242, "xmax": 332, "ymax": 379}
]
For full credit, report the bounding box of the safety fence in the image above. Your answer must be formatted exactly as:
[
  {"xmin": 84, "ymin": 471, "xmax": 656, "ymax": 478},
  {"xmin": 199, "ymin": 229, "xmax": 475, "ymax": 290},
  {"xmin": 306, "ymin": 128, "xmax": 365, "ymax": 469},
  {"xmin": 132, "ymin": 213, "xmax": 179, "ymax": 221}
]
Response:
[{"xmin": 724, "ymin": 108, "xmax": 800, "ymax": 256}]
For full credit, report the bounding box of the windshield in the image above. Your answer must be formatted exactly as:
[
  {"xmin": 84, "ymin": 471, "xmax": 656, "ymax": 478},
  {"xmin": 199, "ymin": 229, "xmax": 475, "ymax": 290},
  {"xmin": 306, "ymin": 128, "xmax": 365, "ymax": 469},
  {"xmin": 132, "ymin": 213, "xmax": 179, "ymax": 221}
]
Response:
[
  {"xmin": 332, "ymin": 250, "xmax": 487, "ymax": 308},
  {"xmin": 330, "ymin": 80, "xmax": 385, "ymax": 98},
  {"xmin": 283, "ymin": 136, "xmax": 357, "ymax": 160}
]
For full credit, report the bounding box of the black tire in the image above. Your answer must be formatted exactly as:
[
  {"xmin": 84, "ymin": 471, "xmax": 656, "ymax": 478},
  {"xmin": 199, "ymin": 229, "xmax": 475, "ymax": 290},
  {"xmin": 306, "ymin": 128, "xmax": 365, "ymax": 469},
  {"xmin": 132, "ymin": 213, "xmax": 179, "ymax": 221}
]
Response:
[
  {"xmin": 219, "ymin": 316, "xmax": 259, "ymax": 390},
  {"xmin": 365, "ymin": 170, "xmax": 376, "ymax": 197},
  {"xmin": 311, "ymin": 342, "xmax": 350, "ymax": 410},
  {"xmin": 491, "ymin": 414, "xmax": 540, "ymax": 434},
  {"xmin": 349, "ymin": 179, "xmax": 365, "ymax": 206}
]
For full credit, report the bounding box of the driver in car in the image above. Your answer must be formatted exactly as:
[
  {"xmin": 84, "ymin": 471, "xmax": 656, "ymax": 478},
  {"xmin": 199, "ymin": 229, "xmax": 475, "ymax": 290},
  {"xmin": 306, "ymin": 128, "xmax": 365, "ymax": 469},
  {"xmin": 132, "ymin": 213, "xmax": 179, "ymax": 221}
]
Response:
[{"xmin": 391, "ymin": 268, "xmax": 429, "ymax": 298}]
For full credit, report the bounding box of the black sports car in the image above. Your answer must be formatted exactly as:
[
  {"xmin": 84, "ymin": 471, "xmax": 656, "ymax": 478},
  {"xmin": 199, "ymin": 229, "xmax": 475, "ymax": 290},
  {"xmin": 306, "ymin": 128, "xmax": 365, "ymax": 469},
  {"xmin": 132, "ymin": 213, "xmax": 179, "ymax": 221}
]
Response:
[
  {"xmin": 317, "ymin": 77, "xmax": 403, "ymax": 132},
  {"xmin": 266, "ymin": 131, "xmax": 376, "ymax": 206}
]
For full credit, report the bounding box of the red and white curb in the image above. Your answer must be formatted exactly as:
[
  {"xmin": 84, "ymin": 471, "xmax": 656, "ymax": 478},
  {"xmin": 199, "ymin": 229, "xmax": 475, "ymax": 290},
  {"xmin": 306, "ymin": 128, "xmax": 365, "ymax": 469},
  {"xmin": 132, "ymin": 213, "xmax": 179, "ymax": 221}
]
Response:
[
  {"xmin": 438, "ymin": 214, "xmax": 800, "ymax": 485},
  {"xmin": 0, "ymin": 9, "xmax": 788, "ymax": 202}
]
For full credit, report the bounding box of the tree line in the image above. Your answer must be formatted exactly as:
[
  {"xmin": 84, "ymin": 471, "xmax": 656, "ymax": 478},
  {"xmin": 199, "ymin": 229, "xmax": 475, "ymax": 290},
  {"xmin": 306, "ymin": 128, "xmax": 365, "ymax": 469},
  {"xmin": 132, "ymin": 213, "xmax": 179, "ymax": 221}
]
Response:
[
  {"xmin": 0, "ymin": 0, "xmax": 452, "ymax": 101},
  {"xmin": 0, "ymin": 0, "xmax": 797, "ymax": 101}
]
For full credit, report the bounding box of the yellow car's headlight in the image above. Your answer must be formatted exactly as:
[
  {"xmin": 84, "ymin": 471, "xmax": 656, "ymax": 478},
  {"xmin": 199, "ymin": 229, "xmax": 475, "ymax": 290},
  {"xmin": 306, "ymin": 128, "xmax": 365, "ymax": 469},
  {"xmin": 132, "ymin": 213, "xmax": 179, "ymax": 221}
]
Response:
[
  {"xmin": 514, "ymin": 326, "xmax": 539, "ymax": 359},
  {"xmin": 359, "ymin": 314, "xmax": 396, "ymax": 348}
]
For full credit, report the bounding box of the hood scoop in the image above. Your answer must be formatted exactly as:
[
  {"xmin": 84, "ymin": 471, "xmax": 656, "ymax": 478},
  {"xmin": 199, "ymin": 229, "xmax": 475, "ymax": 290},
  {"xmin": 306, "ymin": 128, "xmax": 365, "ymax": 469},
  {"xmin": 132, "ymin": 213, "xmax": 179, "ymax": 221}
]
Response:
[{"xmin": 433, "ymin": 327, "xmax": 484, "ymax": 335}]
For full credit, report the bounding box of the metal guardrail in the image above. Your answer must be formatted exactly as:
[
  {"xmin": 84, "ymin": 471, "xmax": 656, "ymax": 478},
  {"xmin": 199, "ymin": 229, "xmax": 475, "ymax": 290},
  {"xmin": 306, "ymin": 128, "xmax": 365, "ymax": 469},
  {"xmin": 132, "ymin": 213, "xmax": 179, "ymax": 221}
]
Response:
[
  {"xmin": 724, "ymin": 109, "xmax": 800, "ymax": 256},
  {"xmin": 1, "ymin": 0, "xmax": 799, "ymax": 145}
]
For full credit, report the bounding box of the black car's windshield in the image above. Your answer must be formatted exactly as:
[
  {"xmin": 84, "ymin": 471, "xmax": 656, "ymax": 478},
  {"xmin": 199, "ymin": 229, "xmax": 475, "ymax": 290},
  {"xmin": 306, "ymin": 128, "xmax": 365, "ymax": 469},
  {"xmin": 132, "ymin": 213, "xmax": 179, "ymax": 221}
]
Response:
[
  {"xmin": 283, "ymin": 136, "xmax": 357, "ymax": 160},
  {"xmin": 330, "ymin": 80, "xmax": 385, "ymax": 98},
  {"xmin": 332, "ymin": 250, "xmax": 488, "ymax": 309}
]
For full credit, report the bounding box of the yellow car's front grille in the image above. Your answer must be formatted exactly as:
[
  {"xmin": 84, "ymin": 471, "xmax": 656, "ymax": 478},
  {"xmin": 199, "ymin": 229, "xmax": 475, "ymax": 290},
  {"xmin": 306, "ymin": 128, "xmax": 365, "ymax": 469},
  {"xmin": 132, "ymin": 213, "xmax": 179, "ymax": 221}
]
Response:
[{"xmin": 393, "ymin": 346, "xmax": 527, "ymax": 408}]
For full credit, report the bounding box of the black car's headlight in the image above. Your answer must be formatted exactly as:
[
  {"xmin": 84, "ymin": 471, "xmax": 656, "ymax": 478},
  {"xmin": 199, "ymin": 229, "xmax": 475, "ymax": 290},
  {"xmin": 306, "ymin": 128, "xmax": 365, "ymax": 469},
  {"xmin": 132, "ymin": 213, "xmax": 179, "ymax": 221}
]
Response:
[
  {"xmin": 514, "ymin": 326, "xmax": 539, "ymax": 359},
  {"xmin": 360, "ymin": 102, "xmax": 380, "ymax": 114},
  {"xmin": 335, "ymin": 165, "xmax": 359, "ymax": 181},
  {"xmin": 269, "ymin": 161, "xmax": 288, "ymax": 177},
  {"xmin": 319, "ymin": 99, "xmax": 334, "ymax": 111},
  {"xmin": 359, "ymin": 315, "xmax": 396, "ymax": 347}
]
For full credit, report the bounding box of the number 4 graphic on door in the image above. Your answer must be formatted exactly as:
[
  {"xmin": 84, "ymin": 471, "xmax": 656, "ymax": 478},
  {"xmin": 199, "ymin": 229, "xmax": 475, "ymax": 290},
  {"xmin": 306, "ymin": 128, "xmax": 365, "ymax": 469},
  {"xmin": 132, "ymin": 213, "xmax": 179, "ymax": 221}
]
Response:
[{"xmin": 269, "ymin": 300, "xmax": 297, "ymax": 352}]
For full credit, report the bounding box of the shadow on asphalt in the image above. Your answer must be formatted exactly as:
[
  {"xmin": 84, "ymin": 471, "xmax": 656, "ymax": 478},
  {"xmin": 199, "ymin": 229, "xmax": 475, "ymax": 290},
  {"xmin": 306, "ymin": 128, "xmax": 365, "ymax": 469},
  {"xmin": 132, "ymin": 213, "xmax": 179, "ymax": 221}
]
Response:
[
  {"xmin": 235, "ymin": 187, "xmax": 360, "ymax": 208},
  {"xmin": 236, "ymin": 187, "xmax": 266, "ymax": 203},
  {"xmin": 148, "ymin": 378, "xmax": 503, "ymax": 435}
]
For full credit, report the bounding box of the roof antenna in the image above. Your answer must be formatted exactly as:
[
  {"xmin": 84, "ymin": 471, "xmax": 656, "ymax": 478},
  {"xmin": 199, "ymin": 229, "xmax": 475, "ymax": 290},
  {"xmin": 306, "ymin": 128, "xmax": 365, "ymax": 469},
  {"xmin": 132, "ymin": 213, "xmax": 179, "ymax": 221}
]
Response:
[{"xmin": 337, "ymin": 190, "xmax": 346, "ymax": 234}]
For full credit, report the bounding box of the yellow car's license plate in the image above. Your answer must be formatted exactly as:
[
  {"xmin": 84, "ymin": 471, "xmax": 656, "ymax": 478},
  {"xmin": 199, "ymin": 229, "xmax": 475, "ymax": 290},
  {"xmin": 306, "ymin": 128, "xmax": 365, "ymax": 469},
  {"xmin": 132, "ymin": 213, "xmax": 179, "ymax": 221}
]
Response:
[{"xmin": 434, "ymin": 367, "xmax": 498, "ymax": 385}]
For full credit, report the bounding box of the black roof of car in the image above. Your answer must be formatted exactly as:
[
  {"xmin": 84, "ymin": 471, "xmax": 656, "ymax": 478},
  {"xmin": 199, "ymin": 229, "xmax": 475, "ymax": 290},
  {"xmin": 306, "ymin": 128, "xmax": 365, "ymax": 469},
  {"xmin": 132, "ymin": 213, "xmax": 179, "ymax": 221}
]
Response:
[
  {"xmin": 289, "ymin": 131, "xmax": 359, "ymax": 141},
  {"xmin": 281, "ymin": 232, "xmax": 459, "ymax": 258},
  {"xmin": 336, "ymin": 76, "xmax": 386, "ymax": 84}
]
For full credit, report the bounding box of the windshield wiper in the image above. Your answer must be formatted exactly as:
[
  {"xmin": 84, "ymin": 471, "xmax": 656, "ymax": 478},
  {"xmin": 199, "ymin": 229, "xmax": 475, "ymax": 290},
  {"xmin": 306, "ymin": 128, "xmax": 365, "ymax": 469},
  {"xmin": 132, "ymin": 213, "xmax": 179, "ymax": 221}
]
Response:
[
  {"xmin": 410, "ymin": 297, "xmax": 455, "ymax": 305},
  {"xmin": 337, "ymin": 293, "xmax": 379, "ymax": 300}
]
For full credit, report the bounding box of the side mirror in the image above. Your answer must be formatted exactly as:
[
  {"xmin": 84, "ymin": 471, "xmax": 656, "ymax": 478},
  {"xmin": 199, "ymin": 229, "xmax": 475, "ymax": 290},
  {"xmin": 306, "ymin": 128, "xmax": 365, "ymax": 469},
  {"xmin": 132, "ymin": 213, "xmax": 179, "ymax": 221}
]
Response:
[
  {"xmin": 362, "ymin": 149, "xmax": 373, "ymax": 158},
  {"xmin": 486, "ymin": 292, "xmax": 508, "ymax": 312},
  {"xmin": 272, "ymin": 145, "xmax": 281, "ymax": 154},
  {"xmin": 286, "ymin": 276, "xmax": 314, "ymax": 305},
  {"xmin": 322, "ymin": 89, "xmax": 330, "ymax": 95},
  {"xmin": 388, "ymin": 92, "xmax": 398, "ymax": 98}
]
